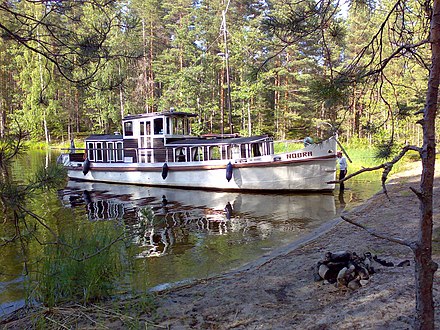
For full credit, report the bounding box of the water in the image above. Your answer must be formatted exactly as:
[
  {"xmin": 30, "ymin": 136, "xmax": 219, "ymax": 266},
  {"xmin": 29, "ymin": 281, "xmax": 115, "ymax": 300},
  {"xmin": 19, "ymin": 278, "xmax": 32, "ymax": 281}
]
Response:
[{"xmin": 0, "ymin": 149, "xmax": 381, "ymax": 316}]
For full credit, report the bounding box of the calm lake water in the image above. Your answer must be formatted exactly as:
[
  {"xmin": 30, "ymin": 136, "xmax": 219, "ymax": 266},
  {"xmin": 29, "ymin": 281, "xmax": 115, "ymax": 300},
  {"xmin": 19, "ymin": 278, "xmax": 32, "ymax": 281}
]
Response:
[{"xmin": 0, "ymin": 149, "xmax": 382, "ymax": 316}]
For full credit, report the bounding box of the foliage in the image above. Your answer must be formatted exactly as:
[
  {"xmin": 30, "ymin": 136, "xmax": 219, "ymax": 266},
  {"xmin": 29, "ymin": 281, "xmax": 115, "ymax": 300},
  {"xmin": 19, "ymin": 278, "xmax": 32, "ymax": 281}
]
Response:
[{"xmin": 0, "ymin": 0, "xmax": 432, "ymax": 147}]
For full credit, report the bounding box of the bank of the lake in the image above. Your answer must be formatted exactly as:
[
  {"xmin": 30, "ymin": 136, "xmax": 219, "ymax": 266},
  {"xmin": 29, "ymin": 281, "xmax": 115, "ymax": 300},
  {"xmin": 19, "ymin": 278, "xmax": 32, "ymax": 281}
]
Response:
[
  {"xmin": 2, "ymin": 161, "xmax": 439, "ymax": 329},
  {"xmin": 1, "ymin": 147, "xmax": 381, "ymax": 316}
]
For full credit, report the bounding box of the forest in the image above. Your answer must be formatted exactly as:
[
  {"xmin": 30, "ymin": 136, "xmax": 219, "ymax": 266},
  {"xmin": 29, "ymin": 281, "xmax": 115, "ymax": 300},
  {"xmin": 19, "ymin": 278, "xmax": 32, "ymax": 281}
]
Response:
[
  {"xmin": 1, "ymin": 1, "xmax": 440, "ymax": 329},
  {"xmin": 0, "ymin": 0, "xmax": 435, "ymax": 148}
]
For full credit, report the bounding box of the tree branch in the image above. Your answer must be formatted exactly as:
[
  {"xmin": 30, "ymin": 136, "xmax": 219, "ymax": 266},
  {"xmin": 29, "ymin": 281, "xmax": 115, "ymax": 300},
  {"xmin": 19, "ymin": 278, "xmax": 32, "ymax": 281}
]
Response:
[
  {"xmin": 328, "ymin": 145, "xmax": 422, "ymax": 198},
  {"xmin": 340, "ymin": 215, "xmax": 414, "ymax": 249}
]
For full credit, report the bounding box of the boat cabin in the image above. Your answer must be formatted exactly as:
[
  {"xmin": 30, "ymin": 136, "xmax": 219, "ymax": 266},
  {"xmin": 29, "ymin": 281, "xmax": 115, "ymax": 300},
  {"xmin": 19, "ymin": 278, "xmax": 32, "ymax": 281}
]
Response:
[{"xmin": 81, "ymin": 111, "xmax": 274, "ymax": 164}]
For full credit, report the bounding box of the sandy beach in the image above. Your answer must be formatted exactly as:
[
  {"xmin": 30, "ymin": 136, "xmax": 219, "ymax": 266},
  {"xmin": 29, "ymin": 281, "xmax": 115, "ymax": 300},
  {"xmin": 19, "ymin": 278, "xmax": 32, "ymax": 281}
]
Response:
[{"xmin": 150, "ymin": 162, "xmax": 440, "ymax": 329}]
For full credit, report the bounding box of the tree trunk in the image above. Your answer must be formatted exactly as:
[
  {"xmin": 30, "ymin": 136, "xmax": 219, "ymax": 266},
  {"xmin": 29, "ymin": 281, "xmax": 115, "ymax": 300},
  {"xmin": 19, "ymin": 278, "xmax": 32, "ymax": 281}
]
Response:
[
  {"xmin": 414, "ymin": 0, "xmax": 440, "ymax": 328},
  {"xmin": 118, "ymin": 63, "xmax": 124, "ymax": 119},
  {"xmin": 247, "ymin": 100, "xmax": 252, "ymax": 136},
  {"xmin": 274, "ymin": 73, "xmax": 280, "ymax": 139},
  {"xmin": 75, "ymin": 88, "xmax": 80, "ymax": 133},
  {"xmin": 37, "ymin": 54, "xmax": 49, "ymax": 144}
]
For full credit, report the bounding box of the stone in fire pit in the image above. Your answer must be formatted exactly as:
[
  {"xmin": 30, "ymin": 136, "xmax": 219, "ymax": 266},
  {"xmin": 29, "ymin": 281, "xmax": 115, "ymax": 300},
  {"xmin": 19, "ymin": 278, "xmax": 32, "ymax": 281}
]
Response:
[{"xmin": 314, "ymin": 251, "xmax": 410, "ymax": 290}]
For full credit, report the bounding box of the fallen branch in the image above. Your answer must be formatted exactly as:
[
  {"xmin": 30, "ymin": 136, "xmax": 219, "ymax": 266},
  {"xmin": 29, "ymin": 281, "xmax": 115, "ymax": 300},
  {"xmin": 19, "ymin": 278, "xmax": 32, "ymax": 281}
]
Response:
[{"xmin": 340, "ymin": 215, "xmax": 415, "ymax": 250}]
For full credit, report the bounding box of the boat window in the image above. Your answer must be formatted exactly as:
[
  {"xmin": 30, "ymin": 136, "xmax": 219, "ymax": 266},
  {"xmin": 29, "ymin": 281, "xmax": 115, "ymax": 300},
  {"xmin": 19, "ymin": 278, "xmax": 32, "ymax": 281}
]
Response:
[
  {"xmin": 209, "ymin": 146, "xmax": 220, "ymax": 160},
  {"xmin": 185, "ymin": 118, "xmax": 189, "ymax": 135},
  {"xmin": 252, "ymin": 143, "xmax": 262, "ymax": 157},
  {"xmin": 96, "ymin": 142, "xmax": 103, "ymax": 161},
  {"xmin": 124, "ymin": 121, "xmax": 133, "ymax": 136},
  {"xmin": 267, "ymin": 142, "xmax": 274, "ymax": 155},
  {"xmin": 172, "ymin": 117, "xmax": 177, "ymax": 134},
  {"xmin": 177, "ymin": 118, "xmax": 184, "ymax": 135},
  {"xmin": 222, "ymin": 145, "xmax": 232, "ymax": 159},
  {"xmin": 87, "ymin": 142, "xmax": 94, "ymax": 160},
  {"xmin": 107, "ymin": 142, "xmax": 115, "ymax": 162},
  {"xmin": 165, "ymin": 117, "xmax": 171, "ymax": 134},
  {"xmin": 175, "ymin": 148, "xmax": 186, "ymax": 162},
  {"xmin": 146, "ymin": 121, "xmax": 151, "ymax": 135},
  {"xmin": 140, "ymin": 122, "xmax": 145, "ymax": 136},
  {"xmin": 192, "ymin": 147, "xmax": 204, "ymax": 161},
  {"xmin": 116, "ymin": 142, "xmax": 123, "ymax": 161},
  {"xmin": 154, "ymin": 118, "xmax": 163, "ymax": 134},
  {"xmin": 232, "ymin": 145, "xmax": 241, "ymax": 159},
  {"xmin": 240, "ymin": 145, "xmax": 247, "ymax": 158},
  {"xmin": 171, "ymin": 117, "xmax": 186, "ymax": 135}
]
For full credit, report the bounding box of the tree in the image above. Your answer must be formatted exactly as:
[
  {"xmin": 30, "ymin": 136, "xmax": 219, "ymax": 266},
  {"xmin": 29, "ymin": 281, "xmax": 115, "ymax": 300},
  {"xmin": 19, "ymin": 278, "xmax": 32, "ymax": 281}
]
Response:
[
  {"xmin": 266, "ymin": 0, "xmax": 438, "ymax": 328},
  {"xmin": 343, "ymin": 0, "xmax": 438, "ymax": 324},
  {"xmin": 0, "ymin": 0, "xmax": 137, "ymax": 140}
]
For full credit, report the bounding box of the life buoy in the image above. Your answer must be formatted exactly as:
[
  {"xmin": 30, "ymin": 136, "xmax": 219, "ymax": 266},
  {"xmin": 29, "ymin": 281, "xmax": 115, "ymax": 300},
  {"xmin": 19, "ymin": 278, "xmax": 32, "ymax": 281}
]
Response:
[
  {"xmin": 83, "ymin": 157, "xmax": 90, "ymax": 175},
  {"xmin": 226, "ymin": 162, "xmax": 233, "ymax": 182},
  {"xmin": 162, "ymin": 163, "xmax": 169, "ymax": 180}
]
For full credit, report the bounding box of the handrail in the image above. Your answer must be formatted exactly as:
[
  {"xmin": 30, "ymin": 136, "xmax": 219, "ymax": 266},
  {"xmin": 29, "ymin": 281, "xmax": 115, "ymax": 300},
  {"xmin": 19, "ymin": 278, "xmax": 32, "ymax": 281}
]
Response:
[{"xmin": 67, "ymin": 139, "xmax": 276, "ymax": 163}]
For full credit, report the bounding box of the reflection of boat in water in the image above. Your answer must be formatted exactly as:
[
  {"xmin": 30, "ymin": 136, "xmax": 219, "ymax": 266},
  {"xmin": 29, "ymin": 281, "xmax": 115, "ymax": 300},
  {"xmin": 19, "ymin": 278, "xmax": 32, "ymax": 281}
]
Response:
[
  {"xmin": 59, "ymin": 180, "xmax": 336, "ymax": 258},
  {"xmin": 61, "ymin": 180, "xmax": 336, "ymax": 221}
]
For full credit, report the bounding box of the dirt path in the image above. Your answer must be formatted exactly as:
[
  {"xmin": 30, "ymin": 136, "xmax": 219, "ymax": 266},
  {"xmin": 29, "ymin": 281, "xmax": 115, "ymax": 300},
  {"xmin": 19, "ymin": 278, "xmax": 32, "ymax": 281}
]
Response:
[{"xmin": 151, "ymin": 163, "xmax": 440, "ymax": 329}]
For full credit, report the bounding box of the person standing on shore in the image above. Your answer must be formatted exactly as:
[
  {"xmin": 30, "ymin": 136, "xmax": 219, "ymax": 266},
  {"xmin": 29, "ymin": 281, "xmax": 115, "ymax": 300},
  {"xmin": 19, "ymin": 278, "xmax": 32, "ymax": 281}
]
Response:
[{"xmin": 337, "ymin": 151, "xmax": 347, "ymax": 191}]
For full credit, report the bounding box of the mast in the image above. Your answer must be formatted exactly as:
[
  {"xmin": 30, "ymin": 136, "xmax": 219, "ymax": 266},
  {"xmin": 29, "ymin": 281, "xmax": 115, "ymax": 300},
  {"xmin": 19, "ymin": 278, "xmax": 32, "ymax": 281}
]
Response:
[{"xmin": 221, "ymin": 0, "xmax": 233, "ymax": 134}]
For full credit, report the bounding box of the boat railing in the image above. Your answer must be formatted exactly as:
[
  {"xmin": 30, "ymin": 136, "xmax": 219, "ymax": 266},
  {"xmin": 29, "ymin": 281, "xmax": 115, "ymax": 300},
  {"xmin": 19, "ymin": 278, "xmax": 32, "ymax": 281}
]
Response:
[
  {"xmin": 66, "ymin": 141, "xmax": 274, "ymax": 164},
  {"xmin": 66, "ymin": 146, "xmax": 222, "ymax": 164}
]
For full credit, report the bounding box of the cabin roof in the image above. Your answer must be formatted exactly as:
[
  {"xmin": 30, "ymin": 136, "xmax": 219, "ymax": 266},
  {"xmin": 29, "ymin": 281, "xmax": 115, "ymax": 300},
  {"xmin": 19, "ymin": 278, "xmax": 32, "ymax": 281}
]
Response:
[
  {"xmin": 123, "ymin": 111, "xmax": 197, "ymax": 121},
  {"xmin": 167, "ymin": 135, "xmax": 271, "ymax": 146},
  {"xmin": 85, "ymin": 134, "xmax": 123, "ymax": 141}
]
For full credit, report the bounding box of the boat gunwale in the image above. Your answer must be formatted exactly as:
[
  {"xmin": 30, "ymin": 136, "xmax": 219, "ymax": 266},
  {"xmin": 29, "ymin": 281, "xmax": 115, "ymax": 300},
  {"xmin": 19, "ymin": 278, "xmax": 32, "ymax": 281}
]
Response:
[
  {"xmin": 67, "ymin": 177, "xmax": 336, "ymax": 193},
  {"xmin": 66, "ymin": 154, "xmax": 337, "ymax": 172}
]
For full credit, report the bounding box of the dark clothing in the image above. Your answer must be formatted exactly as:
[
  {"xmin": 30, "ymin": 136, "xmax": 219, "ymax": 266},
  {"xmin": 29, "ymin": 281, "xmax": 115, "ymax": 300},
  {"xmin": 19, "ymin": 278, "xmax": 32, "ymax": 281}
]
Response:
[{"xmin": 339, "ymin": 169, "xmax": 347, "ymax": 191}]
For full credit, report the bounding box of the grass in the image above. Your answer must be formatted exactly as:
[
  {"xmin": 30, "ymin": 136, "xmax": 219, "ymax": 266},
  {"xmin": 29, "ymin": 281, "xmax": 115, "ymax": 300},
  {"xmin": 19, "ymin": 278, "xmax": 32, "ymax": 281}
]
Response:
[
  {"xmin": 273, "ymin": 140, "xmax": 304, "ymax": 153},
  {"xmin": 274, "ymin": 138, "xmax": 419, "ymax": 181},
  {"xmin": 28, "ymin": 224, "xmax": 126, "ymax": 308},
  {"xmin": 3, "ymin": 295, "xmax": 159, "ymax": 329},
  {"xmin": 23, "ymin": 139, "xmax": 87, "ymax": 151},
  {"xmin": 343, "ymin": 145, "xmax": 420, "ymax": 178},
  {"xmin": 4, "ymin": 222, "xmax": 160, "ymax": 329}
]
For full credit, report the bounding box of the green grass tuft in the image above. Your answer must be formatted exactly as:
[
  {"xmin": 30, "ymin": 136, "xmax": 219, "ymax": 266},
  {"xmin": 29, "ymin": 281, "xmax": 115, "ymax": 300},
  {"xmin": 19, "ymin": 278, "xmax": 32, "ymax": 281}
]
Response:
[{"xmin": 29, "ymin": 224, "xmax": 125, "ymax": 307}]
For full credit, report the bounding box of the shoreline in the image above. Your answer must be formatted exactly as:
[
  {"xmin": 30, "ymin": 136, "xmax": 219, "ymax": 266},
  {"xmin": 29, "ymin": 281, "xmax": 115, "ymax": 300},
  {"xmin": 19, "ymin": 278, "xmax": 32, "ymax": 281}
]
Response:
[
  {"xmin": 2, "ymin": 161, "xmax": 439, "ymax": 329},
  {"xmin": 148, "ymin": 162, "xmax": 439, "ymax": 329},
  {"xmin": 152, "ymin": 161, "xmax": 424, "ymax": 294}
]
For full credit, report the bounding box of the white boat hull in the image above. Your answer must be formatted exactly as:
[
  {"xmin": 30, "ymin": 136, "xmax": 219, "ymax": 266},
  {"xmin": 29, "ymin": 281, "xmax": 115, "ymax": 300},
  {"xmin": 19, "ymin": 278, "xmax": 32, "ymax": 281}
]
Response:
[{"xmin": 65, "ymin": 138, "xmax": 337, "ymax": 191}]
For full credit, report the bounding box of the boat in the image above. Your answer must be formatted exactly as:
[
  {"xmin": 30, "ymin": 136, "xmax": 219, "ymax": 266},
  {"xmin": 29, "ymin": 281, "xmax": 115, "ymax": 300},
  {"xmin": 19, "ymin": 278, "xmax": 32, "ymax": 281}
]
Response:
[{"xmin": 58, "ymin": 110, "xmax": 338, "ymax": 191}]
